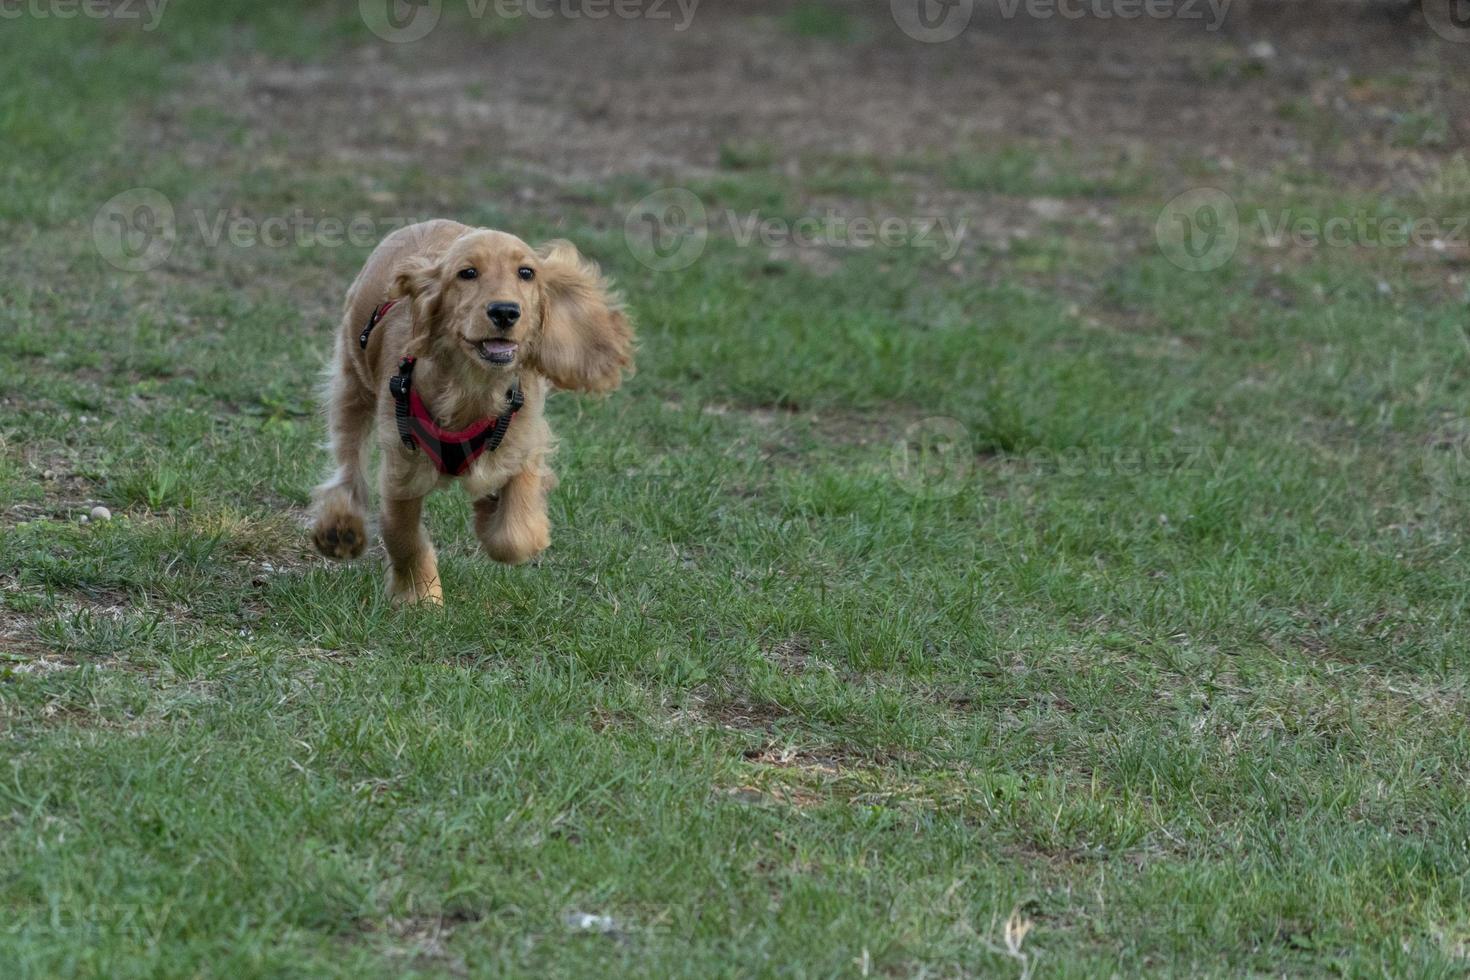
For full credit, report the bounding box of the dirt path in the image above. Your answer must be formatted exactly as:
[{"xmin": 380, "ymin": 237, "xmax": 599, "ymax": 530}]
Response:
[{"xmin": 180, "ymin": 2, "xmax": 1467, "ymax": 195}]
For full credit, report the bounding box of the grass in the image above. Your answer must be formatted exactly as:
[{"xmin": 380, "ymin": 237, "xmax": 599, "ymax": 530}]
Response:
[
  {"xmin": 4, "ymin": 6, "xmax": 1470, "ymax": 978},
  {"xmin": 779, "ymin": 3, "xmax": 858, "ymax": 40},
  {"xmin": 945, "ymin": 144, "xmax": 1148, "ymax": 199}
]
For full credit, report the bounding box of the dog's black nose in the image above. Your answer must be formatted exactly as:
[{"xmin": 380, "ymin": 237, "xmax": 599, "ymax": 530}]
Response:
[{"xmin": 487, "ymin": 302, "xmax": 521, "ymax": 330}]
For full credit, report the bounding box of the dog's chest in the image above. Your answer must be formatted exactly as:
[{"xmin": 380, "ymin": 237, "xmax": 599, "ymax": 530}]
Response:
[{"xmin": 458, "ymin": 442, "xmax": 529, "ymax": 497}]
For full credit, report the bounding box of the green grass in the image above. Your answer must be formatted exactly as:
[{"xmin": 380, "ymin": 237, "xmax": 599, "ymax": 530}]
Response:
[
  {"xmin": 779, "ymin": 3, "xmax": 858, "ymax": 40},
  {"xmin": 5, "ymin": 8, "xmax": 1470, "ymax": 978},
  {"xmin": 945, "ymin": 144, "xmax": 1148, "ymax": 199}
]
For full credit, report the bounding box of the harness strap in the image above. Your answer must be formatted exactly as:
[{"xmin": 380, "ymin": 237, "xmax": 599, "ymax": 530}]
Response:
[
  {"xmin": 388, "ymin": 357, "xmax": 524, "ymax": 476},
  {"xmin": 487, "ymin": 381, "xmax": 525, "ymax": 453},
  {"xmin": 360, "ymin": 299, "xmax": 398, "ymax": 350},
  {"xmin": 390, "ymin": 356, "xmax": 418, "ymax": 451}
]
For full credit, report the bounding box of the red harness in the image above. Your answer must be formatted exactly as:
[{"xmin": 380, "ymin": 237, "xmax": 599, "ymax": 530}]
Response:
[{"xmin": 362, "ymin": 300, "xmax": 522, "ymax": 477}]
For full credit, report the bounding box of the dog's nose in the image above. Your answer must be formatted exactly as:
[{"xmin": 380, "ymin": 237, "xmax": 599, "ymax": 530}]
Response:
[{"xmin": 487, "ymin": 302, "xmax": 521, "ymax": 330}]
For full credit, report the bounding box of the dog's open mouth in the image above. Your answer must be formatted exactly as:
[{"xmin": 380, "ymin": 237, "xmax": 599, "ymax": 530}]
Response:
[{"xmin": 470, "ymin": 338, "xmax": 518, "ymax": 365}]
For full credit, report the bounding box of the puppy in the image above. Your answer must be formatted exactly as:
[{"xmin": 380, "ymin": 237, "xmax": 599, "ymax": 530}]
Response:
[{"xmin": 310, "ymin": 220, "xmax": 633, "ymax": 604}]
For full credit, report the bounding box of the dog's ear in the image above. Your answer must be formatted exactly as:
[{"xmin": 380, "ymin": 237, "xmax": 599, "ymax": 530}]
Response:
[
  {"xmin": 390, "ymin": 255, "xmax": 443, "ymax": 351},
  {"xmin": 532, "ymin": 240, "xmax": 634, "ymax": 393}
]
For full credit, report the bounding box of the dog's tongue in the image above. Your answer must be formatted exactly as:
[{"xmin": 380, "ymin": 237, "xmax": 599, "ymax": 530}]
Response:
[{"xmin": 479, "ymin": 339, "xmax": 517, "ymax": 362}]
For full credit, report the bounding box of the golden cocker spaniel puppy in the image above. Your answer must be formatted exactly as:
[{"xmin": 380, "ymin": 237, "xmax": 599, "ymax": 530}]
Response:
[{"xmin": 310, "ymin": 220, "xmax": 634, "ymax": 604}]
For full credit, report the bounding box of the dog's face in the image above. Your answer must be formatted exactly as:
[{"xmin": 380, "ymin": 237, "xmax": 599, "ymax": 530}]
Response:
[
  {"xmin": 393, "ymin": 229, "xmax": 634, "ymax": 393},
  {"xmin": 421, "ymin": 229, "xmax": 542, "ymax": 373}
]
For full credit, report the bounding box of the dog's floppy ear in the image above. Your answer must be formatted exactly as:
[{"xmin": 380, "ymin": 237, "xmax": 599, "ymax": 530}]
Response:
[
  {"xmin": 532, "ymin": 240, "xmax": 634, "ymax": 393},
  {"xmin": 390, "ymin": 255, "xmax": 443, "ymax": 352}
]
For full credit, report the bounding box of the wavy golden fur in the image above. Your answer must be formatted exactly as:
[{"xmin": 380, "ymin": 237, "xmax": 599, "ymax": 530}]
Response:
[{"xmin": 310, "ymin": 220, "xmax": 634, "ymax": 604}]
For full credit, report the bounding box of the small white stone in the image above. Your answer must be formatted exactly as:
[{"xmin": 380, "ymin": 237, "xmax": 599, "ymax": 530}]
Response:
[{"xmin": 89, "ymin": 506, "xmax": 112, "ymax": 522}]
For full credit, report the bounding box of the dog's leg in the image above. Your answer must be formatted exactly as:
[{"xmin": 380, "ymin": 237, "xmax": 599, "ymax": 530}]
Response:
[
  {"xmin": 381, "ymin": 491, "xmax": 443, "ymax": 605},
  {"xmin": 311, "ymin": 346, "xmax": 374, "ymax": 560},
  {"xmin": 474, "ymin": 464, "xmax": 552, "ymax": 565}
]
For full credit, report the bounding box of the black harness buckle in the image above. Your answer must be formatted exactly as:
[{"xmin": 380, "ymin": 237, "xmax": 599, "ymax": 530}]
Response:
[
  {"xmin": 391, "ymin": 357, "xmax": 417, "ymax": 451},
  {"xmin": 485, "ymin": 381, "xmax": 523, "ymax": 454},
  {"xmin": 360, "ymin": 300, "xmax": 398, "ymax": 350}
]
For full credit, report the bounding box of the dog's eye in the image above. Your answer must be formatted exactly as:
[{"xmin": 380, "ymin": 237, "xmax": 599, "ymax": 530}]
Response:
[
  {"xmin": 518, "ymin": 266, "xmax": 535, "ymax": 281},
  {"xmin": 458, "ymin": 268, "xmax": 478, "ymax": 280}
]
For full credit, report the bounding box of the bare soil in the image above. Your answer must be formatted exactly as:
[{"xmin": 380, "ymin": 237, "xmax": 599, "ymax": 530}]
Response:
[{"xmin": 184, "ymin": 1, "xmax": 1468, "ymax": 194}]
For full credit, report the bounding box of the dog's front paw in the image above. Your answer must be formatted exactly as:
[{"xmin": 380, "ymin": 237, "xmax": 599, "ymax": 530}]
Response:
[
  {"xmin": 312, "ymin": 508, "xmax": 367, "ymax": 560},
  {"xmin": 480, "ymin": 517, "xmax": 550, "ymax": 566}
]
